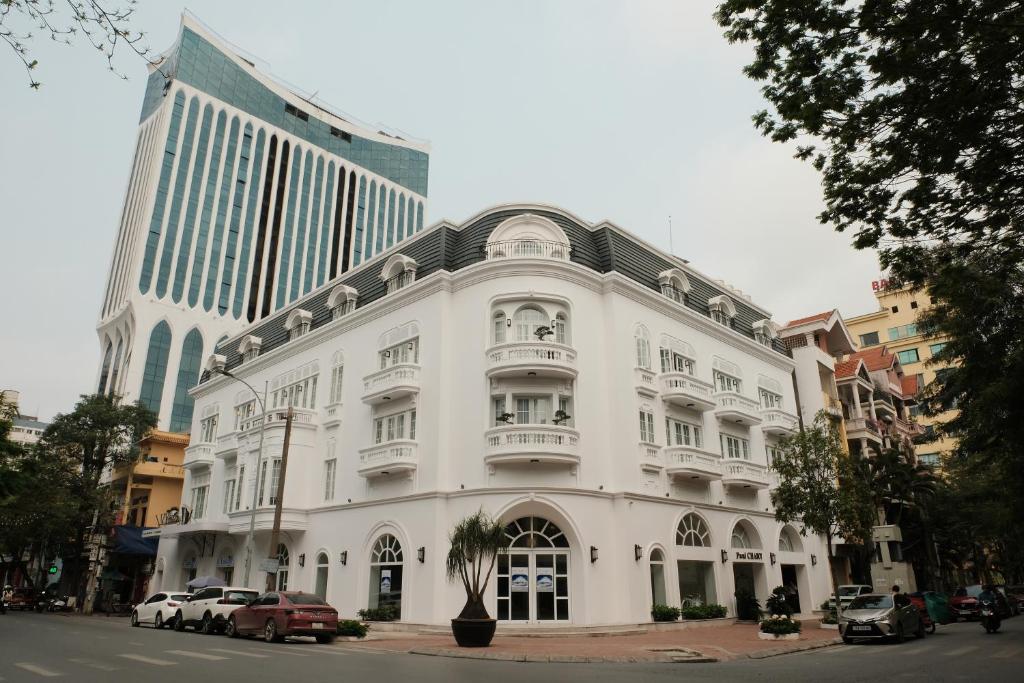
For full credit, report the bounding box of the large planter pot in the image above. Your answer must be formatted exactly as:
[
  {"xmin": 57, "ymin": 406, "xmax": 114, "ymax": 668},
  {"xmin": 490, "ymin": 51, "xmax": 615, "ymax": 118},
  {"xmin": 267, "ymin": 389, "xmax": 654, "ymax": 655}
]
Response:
[
  {"xmin": 758, "ymin": 631, "xmax": 800, "ymax": 640},
  {"xmin": 451, "ymin": 618, "xmax": 497, "ymax": 647}
]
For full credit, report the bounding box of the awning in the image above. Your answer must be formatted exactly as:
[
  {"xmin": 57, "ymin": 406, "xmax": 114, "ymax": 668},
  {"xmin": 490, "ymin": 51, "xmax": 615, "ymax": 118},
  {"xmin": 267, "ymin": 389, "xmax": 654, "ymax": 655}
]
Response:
[{"xmin": 112, "ymin": 525, "xmax": 159, "ymax": 556}]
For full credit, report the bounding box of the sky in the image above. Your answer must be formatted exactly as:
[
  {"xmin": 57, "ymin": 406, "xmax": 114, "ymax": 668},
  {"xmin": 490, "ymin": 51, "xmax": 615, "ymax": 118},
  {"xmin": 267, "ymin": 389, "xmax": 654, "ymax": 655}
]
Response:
[{"xmin": 0, "ymin": 0, "xmax": 882, "ymax": 421}]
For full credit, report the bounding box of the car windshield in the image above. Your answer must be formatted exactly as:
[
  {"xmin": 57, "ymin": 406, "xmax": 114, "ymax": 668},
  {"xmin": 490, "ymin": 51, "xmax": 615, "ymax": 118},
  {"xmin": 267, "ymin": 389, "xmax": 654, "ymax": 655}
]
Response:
[
  {"xmin": 225, "ymin": 590, "xmax": 258, "ymax": 605},
  {"xmin": 170, "ymin": 594, "xmax": 191, "ymax": 601},
  {"xmin": 839, "ymin": 586, "xmax": 864, "ymax": 596},
  {"xmin": 849, "ymin": 595, "xmax": 892, "ymax": 610},
  {"xmin": 284, "ymin": 593, "xmax": 328, "ymax": 606}
]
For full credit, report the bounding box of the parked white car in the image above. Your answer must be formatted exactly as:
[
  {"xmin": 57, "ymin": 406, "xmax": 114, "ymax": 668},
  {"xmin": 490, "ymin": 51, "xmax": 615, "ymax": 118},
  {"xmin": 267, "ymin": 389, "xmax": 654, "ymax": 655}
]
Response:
[
  {"xmin": 131, "ymin": 591, "xmax": 192, "ymax": 629},
  {"xmin": 174, "ymin": 586, "xmax": 259, "ymax": 634},
  {"xmin": 829, "ymin": 584, "xmax": 874, "ymax": 610}
]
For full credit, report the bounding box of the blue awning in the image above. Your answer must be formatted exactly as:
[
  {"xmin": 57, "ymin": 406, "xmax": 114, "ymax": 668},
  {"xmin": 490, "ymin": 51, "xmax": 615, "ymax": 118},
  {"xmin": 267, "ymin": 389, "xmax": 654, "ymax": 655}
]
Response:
[{"xmin": 112, "ymin": 525, "xmax": 159, "ymax": 556}]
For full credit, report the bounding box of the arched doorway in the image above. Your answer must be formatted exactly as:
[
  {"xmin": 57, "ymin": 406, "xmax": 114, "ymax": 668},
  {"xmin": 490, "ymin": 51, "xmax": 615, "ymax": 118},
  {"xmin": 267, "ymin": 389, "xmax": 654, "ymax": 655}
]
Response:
[
  {"xmin": 730, "ymin": 519, "xmax": 767, "ymax": 617},
  {"xmin": 275, "ymin": 544, "xmax": 290, "ymax": 591},
  {"xmin": 496, "ymin": 516, "xmax": 570, "ymax": 622},
  {"xmin": 314, "ymin": 552, "xmax": 329, "ymax": 600},
  {"xmin": 368, "ymin": 534, "xmax": 403, "ymax": 618},
  {"xmin": 675, "ymin": 513, "xmax": 718, "ymax": 607},
  {"xmin": 649, "ymin": 548, "xmax": 667, "ymax": 606}
]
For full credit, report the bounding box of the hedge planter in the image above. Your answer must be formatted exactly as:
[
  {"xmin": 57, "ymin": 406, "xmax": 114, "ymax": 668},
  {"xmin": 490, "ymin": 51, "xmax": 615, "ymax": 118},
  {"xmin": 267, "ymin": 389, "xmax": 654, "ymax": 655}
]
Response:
[
  {"xmin": 758, "ymin": 631, "xmax": 801, "ymax": 641},
  {"xmin": 451, "ymin": 618, "xmax": 497, "ymax": 647}
]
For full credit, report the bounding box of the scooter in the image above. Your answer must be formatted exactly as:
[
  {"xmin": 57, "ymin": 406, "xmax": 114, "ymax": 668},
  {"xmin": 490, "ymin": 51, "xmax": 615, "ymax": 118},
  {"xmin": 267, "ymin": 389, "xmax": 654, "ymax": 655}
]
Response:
[{"xmin": 980, "ymin": 601, "xmax": 1001, "ymax": 633}]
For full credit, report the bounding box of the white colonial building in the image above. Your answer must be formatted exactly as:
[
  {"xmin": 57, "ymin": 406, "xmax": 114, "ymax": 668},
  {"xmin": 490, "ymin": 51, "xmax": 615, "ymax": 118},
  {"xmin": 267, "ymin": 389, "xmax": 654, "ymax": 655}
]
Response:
[{"xmin": 152, "ymin": 204, "xmax": 831, "ymax": 626}]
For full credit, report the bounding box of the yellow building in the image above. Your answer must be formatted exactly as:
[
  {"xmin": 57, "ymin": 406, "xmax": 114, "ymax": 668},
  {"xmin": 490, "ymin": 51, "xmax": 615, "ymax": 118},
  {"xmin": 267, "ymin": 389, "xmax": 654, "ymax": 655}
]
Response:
[
  {"xmin": 845, "ymin": 282, "xmax": 956, "ymax": 468},
  {"xmin": 110, "ymin": 430, "xmax": 188, "ymax": 527}
]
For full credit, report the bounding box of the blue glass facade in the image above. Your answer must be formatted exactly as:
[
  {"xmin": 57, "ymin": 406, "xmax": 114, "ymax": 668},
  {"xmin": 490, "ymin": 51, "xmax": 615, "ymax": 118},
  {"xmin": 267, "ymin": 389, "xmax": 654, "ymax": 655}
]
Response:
[
  {"xmin": 155, "ymin": 96, "xmax": 200, "ymax": 299},
  {"xmin": 138, "ymin": 321, "xmax": 172, "ymax": 415},
  {"xmin": 232, "ymin": 128, "xmax": 265, "ymax": 318},
  {"xmin": 187, "ymin": 109, "xmax": 226, "ymax": 308},
  {"xmin": 169, "ymin": 327, "xmax": 204, "ymax": 433},
  {"xmin": 139, "ymin": 91, "xmax": 186, "ymax": 293},
  {"xmin": 204, "ymin": 116, "xmax": 241, "ymax": 311}
]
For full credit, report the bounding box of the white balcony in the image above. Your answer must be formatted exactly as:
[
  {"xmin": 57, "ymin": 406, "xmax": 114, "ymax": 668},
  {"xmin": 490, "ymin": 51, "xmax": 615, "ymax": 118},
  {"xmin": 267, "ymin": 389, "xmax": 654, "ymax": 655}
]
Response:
[
  {"xmin": 713, "ymin": 392, "xmax": 763, "ymax": 425},
  {"xmin": 323, "ymin": 402, "xmax": 343, "ymax": 428},
  {"xmin": 664, "ymin": 446, "xmax": 722, "ymax": 481},
  {"xmin": 721, "ymin": 459, "xmax": 770, "ymax": 490},
  {"xmin": 760, "ymin": 408, "xmax": 799, "ymax": 437},
  {"xmin": 845, "ymin": 416, "xmax": 883, "ymax": 444},
  {"xmin": 214, "ymin": 432, "xmax": 237, "ymax": 457},
  {"xmin": 485, "ymin": 342, "xmax": 577, "ymax": 379},
  {"xmin": 357, "ymin": 440, "xmax": 419, "ymax": 478},
  {"xmin": 634, "ymin": 368, "xmax": 658, "ymax": 397},
  {"xmin": 661, "ymin": 373, "xmax": 716, "ymax": 411},
  {"xmin": 182, "ymin": 444, "xmax": 214, "ymax": 470},
  {"xmin": 638, "ymin": 442, "xmax": 663, "ymax": 469},
  {"xmin": 484, "ymin": 424, "xmax": 580, "ymax": 466},
  {"xmin": 361, "ymin": 364, "xmax": 421, "ymax": 405}
]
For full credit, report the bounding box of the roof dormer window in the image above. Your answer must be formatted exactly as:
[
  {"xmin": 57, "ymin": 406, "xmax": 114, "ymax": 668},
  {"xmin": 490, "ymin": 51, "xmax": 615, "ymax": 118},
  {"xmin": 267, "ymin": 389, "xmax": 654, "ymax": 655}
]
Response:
[
  {"xmin": 284, "ymin": 309, "xmax": 313, "ymax": 341},
  {"xmin": 238, "ymin": 335, "xmax": 262, "ymax": 363},
  {"xmin": 708, "ymin": 295, "xmax": 737, "ymax": 329},
  {"xmin": 753, "ymin": 319, "xmax": 779, "ymax": 348},
  {"xmin": 658, "ymin": 269, "xmax": 691, "ymax": 305},
  {"xmin": 381, "ymin": 254, "xmax": 417, "ymax": 294},
  {"xmin": 327, "ymin": 284, "xmax": 358, "ymax": 320}
]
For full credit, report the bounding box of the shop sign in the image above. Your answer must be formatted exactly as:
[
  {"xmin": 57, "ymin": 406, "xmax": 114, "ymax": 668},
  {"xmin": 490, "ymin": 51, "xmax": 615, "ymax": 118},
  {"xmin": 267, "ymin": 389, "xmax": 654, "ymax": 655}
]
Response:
[
  {"xmin": 735, "ymin": 551, "xmax": 764, "ymax": 561},
  {"xmin": 380, "ymin": 569, "xmax": 392, "ymax": 593},
  {"xmin": 216, "ymin": 554, "xmax": 234, "ymax": 568},
  {"xmin": 871, "ymin": 279, "xmax": 891, "ymax": 291},
  {"xmin": 141, "ymin": 528, "xmax": 162, "ymax": 539},
  {"xmin": 536, "ymin": 568, "xmax": 554, "ymax": 593},
  {"xmin": 511, "ymin": 567, "xmax": 529, "ymax": 592},
  {"xmin": 259, "ymin": 558, "xmax": 279, "ymax": 574}
]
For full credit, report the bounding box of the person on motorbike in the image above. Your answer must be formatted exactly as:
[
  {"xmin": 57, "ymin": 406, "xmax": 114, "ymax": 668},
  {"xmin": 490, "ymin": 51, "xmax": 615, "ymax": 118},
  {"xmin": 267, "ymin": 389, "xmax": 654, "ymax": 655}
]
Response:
[{"xmin": 1, "ymin": 585, "xmax": 12, "ymax": 613}]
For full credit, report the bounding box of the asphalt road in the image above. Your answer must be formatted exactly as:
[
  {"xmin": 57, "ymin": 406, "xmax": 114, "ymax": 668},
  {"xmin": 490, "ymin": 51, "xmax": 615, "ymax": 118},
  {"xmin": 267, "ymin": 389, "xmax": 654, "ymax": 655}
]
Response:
[{"xmin": 0, "ymin": 610, "xmax": 1021, "ymax": 682}]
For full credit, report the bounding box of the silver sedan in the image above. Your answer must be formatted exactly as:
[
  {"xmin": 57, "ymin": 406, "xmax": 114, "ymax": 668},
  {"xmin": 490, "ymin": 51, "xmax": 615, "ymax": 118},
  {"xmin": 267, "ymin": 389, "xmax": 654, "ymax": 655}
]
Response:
[{"xmin": 839, "ymin": 593, "xmax": 925, "ymax": 643}]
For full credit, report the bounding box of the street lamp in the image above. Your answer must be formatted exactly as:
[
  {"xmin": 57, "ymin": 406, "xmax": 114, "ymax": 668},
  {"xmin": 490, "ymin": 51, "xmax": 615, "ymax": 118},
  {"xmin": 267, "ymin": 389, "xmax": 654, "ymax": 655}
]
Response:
[{"xmin": 211, "ymin": 361, "xmax": 268, "ymax": 589}]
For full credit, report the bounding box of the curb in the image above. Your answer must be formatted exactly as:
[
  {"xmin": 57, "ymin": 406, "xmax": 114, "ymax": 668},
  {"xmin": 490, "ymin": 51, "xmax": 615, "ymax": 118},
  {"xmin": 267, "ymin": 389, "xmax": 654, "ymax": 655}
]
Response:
[
  {"xmin": 745, "ymin": 638, "xmax": 843, "ymax": 659},
  {"xmin": 407, "ymin": 647, "xmax": 718, "ymax": 664}
]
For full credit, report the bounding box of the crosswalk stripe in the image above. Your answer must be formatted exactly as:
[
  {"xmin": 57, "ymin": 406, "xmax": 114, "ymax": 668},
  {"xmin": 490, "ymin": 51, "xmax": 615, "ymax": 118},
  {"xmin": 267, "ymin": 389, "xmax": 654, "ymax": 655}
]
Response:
[
  {"xmin": 165, "ymin": 650, "xmax": 228, "ymax": 661},
  {"xmin": 945, "ymin": 645, "xmax": 978, "ymax": 657},
  {"xmin": 900, "ymin": 645, "xmax": 931, "ymax": 656},
  {"xmin": 344, "ymin": 646, "xmax": 388, "ymax": 655},
  {"xmin": 994, "ymin": 646, "xmax": 1022, "ymax": 659},
  {"xmin": 68, "ymin": 658, "xmax": 119, "ymax": 671},
  {"xmin": 14, "ymin": 663, "xmax": 62, "ymax": 677},
  {"xmin": 261, "ymin": 649, "xmax": 310, "ymax": 657},
  {"xmin": 318, "ymin": 648, "xmax": 351, "ymax": 656},
  {"xmin": 207, "ymin": 648, "xmax": 269, "ymax": 658},
  {"xmin": 116, "ymin": 654, "xmax": 176, "ymax": 666}
]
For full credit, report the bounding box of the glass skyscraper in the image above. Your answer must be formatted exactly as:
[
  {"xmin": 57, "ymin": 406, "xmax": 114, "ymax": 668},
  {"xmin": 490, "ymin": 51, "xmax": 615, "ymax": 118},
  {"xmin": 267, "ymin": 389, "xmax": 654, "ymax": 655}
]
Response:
[{"xmin": 95, "ymin": 15, "xmax": 429, "ymax": 432}]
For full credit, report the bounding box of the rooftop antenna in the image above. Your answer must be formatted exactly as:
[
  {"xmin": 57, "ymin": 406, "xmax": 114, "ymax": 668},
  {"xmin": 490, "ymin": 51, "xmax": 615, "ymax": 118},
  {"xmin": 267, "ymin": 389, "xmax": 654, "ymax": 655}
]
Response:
[{"xmin": 668, "ymin": 215, "xmax": 674, "ymax": 255}]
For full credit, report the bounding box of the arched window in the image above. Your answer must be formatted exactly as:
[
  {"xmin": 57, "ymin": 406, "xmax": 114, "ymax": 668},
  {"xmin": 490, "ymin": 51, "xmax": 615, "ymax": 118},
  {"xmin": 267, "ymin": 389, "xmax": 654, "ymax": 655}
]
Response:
[
  {"xmin": 753, "ymin": 319, "xmax": 778, "ymax": 348},
  {"xmin": 512, "ymin": 306, "xmax": 548, "ymax": 342},
  {"xmin": 649, "ymin": 548, "xmax": 667, "ymax": 606},
  {"xmin": 709, "ymin": 295, "xmax": 737, "ymax": 328},
  {"xmin": 169, "ymin": 328, "xmax": 204, "ymax": 433},
  {"xmin": 98, "ymin": 340, "xmax": 113, "ymax": 394},
  {"xmin": 327, "ymin": 284, "xmax": 358, "ymax": 320},
  {"xmin": 731, "ymin": 526, "xmax": 751, "ymax": 549},
  {"xmin": 779, "ymin": 526, "xmax": 802, "ymax": 553},
  {"xmin": 276, "ymin": 543, "xmax": 290, "ymax": 591},
  {"xmin": 381, "ymin": 254, "xmax": 417, "ymax": 293},
  {"xmin": 239, "ymin": 335, "xmax": 262, "ymax": 362},
  {"xmin": 676, "ymin": 513, "xmax": 711, "ymax": 547},
  {"xmin": 493, "ymin": 311, "xmax": 507, "ymax": 344},
  {"xmin": 658, "ymin": 269, "xmax": 691, "ymax": 305},
  {"xmin": 554, "ymin": 312, "xmax": 569, "ymax": 344},
  {"xmin": 504, "ymin": 517, "xmax": 570, "ymax": 548},
  {"xmin": 108, "ymin": 336, "xmax": 124, "ymax": 396},
  {"xmin": 328, "ymin": 350, "xmax": 345, "ymax": 405},
  {"xmin": 634, "ymin": 325, "xmax": 652, "ymax": 369},
  {"xmin": 139, "ymin": 321, "xmax": 172, "ymax": 416},
  {"xmin": 314, "ymin": 552, "xmax": 329, "ymax": 600},
  {"xmin": 284, "ymin": 309, "xmax": 312, "ymax": 340},
  {"xmin": 369, "ymin": 534, "xmax": 403, "ymax": 618}
]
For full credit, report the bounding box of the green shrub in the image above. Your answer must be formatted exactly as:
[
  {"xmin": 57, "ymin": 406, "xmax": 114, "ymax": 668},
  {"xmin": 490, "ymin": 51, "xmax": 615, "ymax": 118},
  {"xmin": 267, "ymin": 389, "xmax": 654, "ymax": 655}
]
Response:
[
  {"xmin": 760, "ymin": 615, "xmax": 801, "ymax": 635},
  {"xmin": 651, "ymin": 604, "xmax": 681, "ymax": 622},
  {"xmin": 766, "ymin": 586, "xmax": 794, "ymax": 616},
  {"xmin": 356, "ymin": 605, "xmax": 399, "ymax": 621},
  {"xmin": 337, "ymin": 619, "xmax": 368, "ymax": 637},
  {"xmin": 734, "ymin": 589, "xmax": 762, "ymax": 621},
  {"xmin": 681, "ymin": 603, "xmax": 728, "ymax": 620}
]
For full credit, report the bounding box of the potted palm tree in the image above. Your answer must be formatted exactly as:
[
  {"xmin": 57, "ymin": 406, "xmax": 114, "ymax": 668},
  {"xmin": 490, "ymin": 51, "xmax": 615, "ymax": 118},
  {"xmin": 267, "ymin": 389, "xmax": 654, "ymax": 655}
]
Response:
[{"xmin": 446, "ymin": 510, "xmax": 508, "ymax": 647}]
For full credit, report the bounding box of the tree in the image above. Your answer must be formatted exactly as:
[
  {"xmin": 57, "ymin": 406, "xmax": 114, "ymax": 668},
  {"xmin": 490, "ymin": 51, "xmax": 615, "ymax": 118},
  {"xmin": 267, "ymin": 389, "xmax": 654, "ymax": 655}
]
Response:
[
  {"xmin": 770, "ymin": 412, "xmax": 875, "ymax": 611},
  {"xmin": 34, "ymin": 394, "xmax": 157, "ymax": 603},
  {"xmin": 1, "ymin": 0, "xmax": 159, "ymax": 89},
  {"xmin": 445, "ymin": 510, "xmax": 509, "ymax": 621}
]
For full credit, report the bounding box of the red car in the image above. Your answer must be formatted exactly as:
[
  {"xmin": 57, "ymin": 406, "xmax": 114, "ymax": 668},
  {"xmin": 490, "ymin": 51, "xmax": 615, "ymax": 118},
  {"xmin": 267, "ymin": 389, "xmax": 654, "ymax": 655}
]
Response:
[
  {"xmin": 951, "ymin": 585, "xmax": 985, "ymax": 620},
  {"xmin": 9, "ymin": 587, "xmax": 38, "ymax": 611},
  {"xmin": 225, "ymin": 592, "xmax": 338, "ymax": 644}
]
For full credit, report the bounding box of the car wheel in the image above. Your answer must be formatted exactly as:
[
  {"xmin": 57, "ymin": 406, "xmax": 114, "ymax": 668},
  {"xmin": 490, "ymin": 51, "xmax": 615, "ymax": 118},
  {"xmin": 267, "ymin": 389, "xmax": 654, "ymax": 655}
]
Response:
[
  {"xmin": 226, "ymin": 615, "xmax": 239, "ymax": 638},
  {"xmin": 264, "ymin": 619, "xmax": 283, "ymax": 643},
  {"xmin": 915, "ymin": 619, "xmax": 925, "ymax": 639},
  {"xmin": 173, "ymin": 611, "xmax": 185, "ymax": 631},
  {"xmin": 928, "ymin": 622, "xmax": 935, "ymax": 634},
  {"xmin": 130, "ymin": 611, "xmax": 139, "ymax": 627},
  {"xmin": 894, "ymin": 623, "xmax": 905, "ymax": 644},
  {"xmin": 155, "ymin": 612, "xmax": 164, "ymax": 629},
  {"xmin": 315, "ymin": 634, "xmax": 335, "ymax": 644},
  {"xmin": 200, "ymin": 612, "xmax": 214, "ymax": 635}
]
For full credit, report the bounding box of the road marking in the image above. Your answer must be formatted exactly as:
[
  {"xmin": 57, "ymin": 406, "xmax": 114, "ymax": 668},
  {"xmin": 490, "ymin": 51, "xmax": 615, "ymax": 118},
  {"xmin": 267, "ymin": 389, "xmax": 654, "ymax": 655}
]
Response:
[
  {"xmin": 995, "ymin": 646, "xmax": 1022, "ymax": 658},
  {"xmin": 68, "ymin": 658, "xmax": 118, "ymax": 671},
  {"xmin": 207, "ymin": 648, "xmax": 269, "ymax": 658},
  {"xmin": 262, "ymin": 648, "xmax": 311, "ymax": 657},
  {"xmin": 165, "ymin": 650, "xmax": 228, "ymax": 661},
  {"xmin": 128, "ymin": 642, "xmax": 144, "ymax": 646},
  {"xmin": 116, "ymin": 654, "xmax": 176, "ymax": 666},
  {"xmin": 344, "ymin": 646, "xmax": 388, "ymax": 655},
  {"xmin": 319, "ymin": 648, "xmax": 351, "ymax": 656},
  {"xmin": 945, "ymin": 645, "xmax": 978, "ymax": 656},
  {"xmin": 14, "ymin": 663, "xmax": 62, "ymax": 677},
  {"xmin": 900, "ymin": 645, "xmax": 932, "ymax": 656}
]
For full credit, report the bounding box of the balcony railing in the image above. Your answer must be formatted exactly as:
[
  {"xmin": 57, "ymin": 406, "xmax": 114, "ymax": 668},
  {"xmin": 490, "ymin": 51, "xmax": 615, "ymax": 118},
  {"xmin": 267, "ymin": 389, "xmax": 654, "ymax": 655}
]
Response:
[
  {"xmin": 664, "ymin": 446, "xmax": 723, "ymax": 481},
  {"xmin": 760, "ymin": 408, "xmax": 799, "ymax": 436},
  {"xmin": 639, "ymin": 442, "xmax": 663, "ymax": 468},
  {"xmin": 483, "ymin": 240, "xmax": 571, "ymax": 261},
  {"xmin": 484, "ymin": 424, "xmax": 580, "ymax": 466},
  {"xmin": 485, "ymin": 342, "xmax": 577, "ymax": 378},
  {"xmin": 635, "ymin": 368, "xmax": 658, "ymax": 396},
  {"xmin": 713, "ymin": 391, "xmax": 763, "ymax": 425},
  {"xmin": 721, "ymin": 459, "xmax": 770, "ymax": 489},
  {"xmin": 183, "ymin": 444, "xmax": 214, "ymax": 469},
  {"xmin": 323, "ymin": 401, "xmax": 343, "ymax": 427},
  {"xmin": 823, "ymin": 394, "xmax": 844, "ymax": 418},
  {"xmin": 357, "ymin": 440, "xmax": 418, "ymax": 478},
  {"xmin": 845, "ymin": 416, "xmax": 883, "ymax": 442},
  {"xmin": 361, "ymin": 364, "xmax": 420, "ymax": 404},
  {"xmin": 661, "ymin": 373, "xmax": 716, "ymax": 411}
]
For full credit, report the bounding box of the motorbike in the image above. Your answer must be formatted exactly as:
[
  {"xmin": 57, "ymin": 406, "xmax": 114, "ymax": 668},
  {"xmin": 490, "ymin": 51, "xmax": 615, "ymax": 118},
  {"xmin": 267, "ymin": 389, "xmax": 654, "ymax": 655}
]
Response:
[
  {"xmin": 980, "ymin": 601, "xmax": 1001, "ymax": 633},
  {"xmin": 1, "ymin": 598, "xmax": 8, "ymax": 614}
]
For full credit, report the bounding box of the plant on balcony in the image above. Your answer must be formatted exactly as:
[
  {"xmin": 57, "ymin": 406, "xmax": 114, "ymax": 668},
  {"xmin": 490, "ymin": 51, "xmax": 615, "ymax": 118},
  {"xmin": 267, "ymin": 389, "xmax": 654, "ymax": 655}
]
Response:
[
  {"xmin": 498, "ymin": 412, "xmax": 515, "ymax": 425},
  {"xmin": 552, "ymin": 410, "xmax": 571, "ymax": 426},
  {"xmin": 533, "ymin": 325, "xmax": 554, "ymax": 341},
  {"xmin": 446, "ymin": 509, "xmax": 509, "ymax": 647}
]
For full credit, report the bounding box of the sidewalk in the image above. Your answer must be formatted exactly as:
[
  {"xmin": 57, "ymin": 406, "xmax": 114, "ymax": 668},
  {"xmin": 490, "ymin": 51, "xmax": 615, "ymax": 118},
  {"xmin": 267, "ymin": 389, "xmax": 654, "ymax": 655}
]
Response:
[{"xmin": 347, "ymin": 622, "xmax": 841, "ymax": 663}]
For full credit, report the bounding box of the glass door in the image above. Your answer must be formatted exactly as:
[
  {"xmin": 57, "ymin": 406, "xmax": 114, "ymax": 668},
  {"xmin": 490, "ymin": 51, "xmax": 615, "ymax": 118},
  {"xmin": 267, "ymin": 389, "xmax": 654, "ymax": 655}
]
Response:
[
  {"xmin": 534, "ymin": 552, "xmax": 569, "ymax": 621},
  {"xmin": 497, "ymin": 551, "xmax": 569, "ymax": 622},
  {"xmin": 497, "ymin": 552, "xmax": 531, "ymax": 622}
]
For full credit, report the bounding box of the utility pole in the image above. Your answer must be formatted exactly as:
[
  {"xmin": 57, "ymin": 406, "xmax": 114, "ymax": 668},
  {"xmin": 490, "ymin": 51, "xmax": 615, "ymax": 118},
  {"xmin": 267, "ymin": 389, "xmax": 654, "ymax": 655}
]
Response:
[
  {"xmin": 265, "ymin": 407, "xmax": 294, "ymax": 592},
  {"xmin": 668, "ymin": 215, "xmax": 674, "ymax": 254}
]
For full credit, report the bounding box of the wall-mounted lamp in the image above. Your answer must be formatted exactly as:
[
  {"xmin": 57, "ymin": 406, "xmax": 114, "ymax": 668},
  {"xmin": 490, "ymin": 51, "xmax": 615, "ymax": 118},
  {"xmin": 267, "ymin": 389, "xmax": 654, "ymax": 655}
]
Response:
[
  {"xmin": 811, "ymin": 554, "xmax": 818, "ymax": 566},
  {"xmin": 298, "ymin": 553, "xmax": 305, "ymax": 567},
  {"xmin": 590, "ymin": 546, "xmax": 599, "ymax": 563},
  {"xmin": 769, "ymin": 552, "xmax": 777, "ymax": 566},
  {"xmin": 339, "ymin": 550, "xmax": 348, "ymax": 566},
  {"xmin": 634, "ymin": 545, "xmax": 643, "ymax": 562},
  {"xmin": 506, "ymin": 318, "xmax": 512, "ymax": 327},
  {"xmin": 417, "ymin": 547, "xmax": 426, "ymax": 563},
  {"xmin": 721, "ymin": 549, "xmax": 729, "ymax": 563}
]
